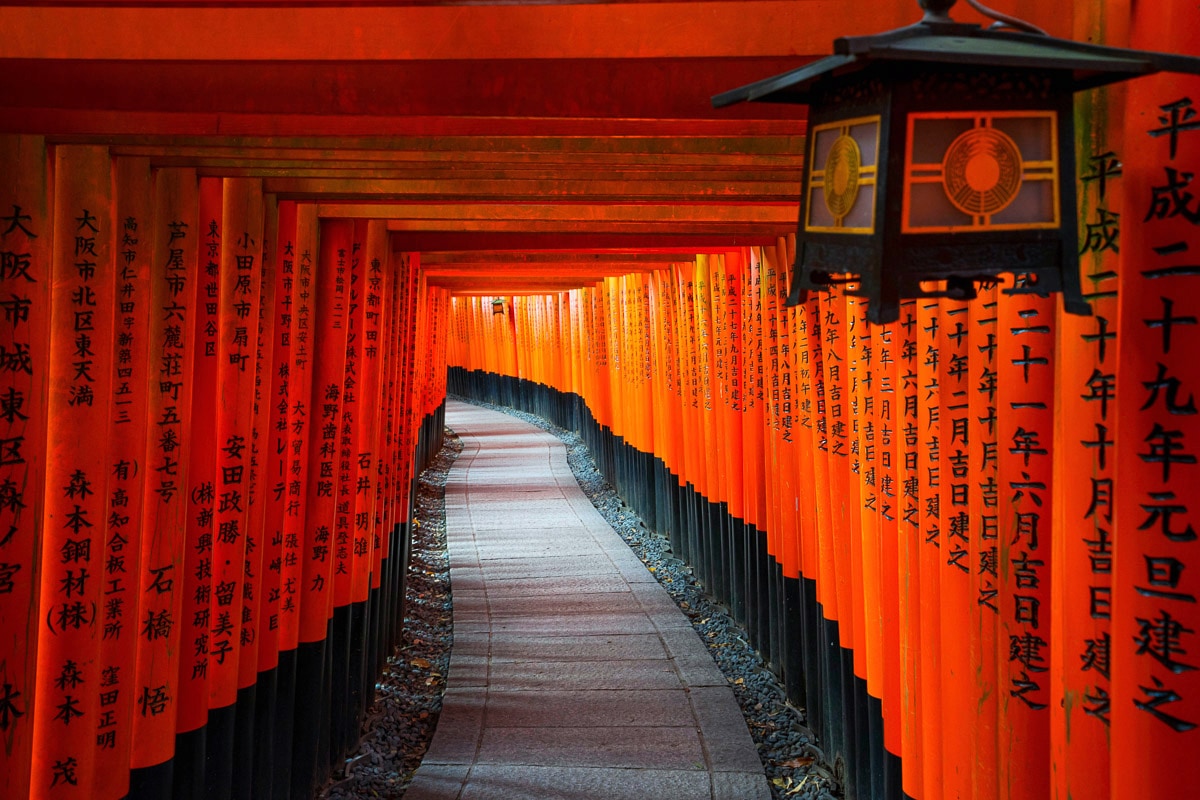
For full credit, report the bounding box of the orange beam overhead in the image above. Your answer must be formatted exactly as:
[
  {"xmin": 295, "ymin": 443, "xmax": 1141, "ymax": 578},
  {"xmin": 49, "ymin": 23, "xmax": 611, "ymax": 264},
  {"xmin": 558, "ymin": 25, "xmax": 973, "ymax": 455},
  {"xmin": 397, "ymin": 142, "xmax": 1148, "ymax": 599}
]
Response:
[
  {"xmin": 319, "ymin": 204, "xmax": 795, "ymax": 223},
  {"xmin": 268, "ymin": 177, "xmax": 798, "ymax": 202},
  {"xmin": 389, "ymin": 231, "xmax": 781, "ymax": 252},
  {"xmin": 422, "ymin": 253, "xmax": 684, "ymax": 266},
  {"xmin": 0, "ymin": 2, "xmax": 919, "ymax": 61}
]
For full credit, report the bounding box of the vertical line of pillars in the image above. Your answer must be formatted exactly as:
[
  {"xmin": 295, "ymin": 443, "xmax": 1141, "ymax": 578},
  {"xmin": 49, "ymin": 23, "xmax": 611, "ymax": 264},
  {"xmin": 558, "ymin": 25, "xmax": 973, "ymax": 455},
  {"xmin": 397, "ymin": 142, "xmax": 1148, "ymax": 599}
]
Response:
[{"xmin": 0, "ymin": 142, "xmax": 451, "ymax": 800}]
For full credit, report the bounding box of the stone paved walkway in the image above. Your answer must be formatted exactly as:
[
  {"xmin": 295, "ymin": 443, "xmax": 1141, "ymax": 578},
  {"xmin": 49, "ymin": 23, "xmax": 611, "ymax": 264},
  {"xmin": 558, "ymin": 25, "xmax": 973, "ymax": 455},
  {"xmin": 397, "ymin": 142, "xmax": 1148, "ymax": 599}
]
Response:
[{"xmin": 406, "ymin": 401, "xmax": 771, "ymax": 800}]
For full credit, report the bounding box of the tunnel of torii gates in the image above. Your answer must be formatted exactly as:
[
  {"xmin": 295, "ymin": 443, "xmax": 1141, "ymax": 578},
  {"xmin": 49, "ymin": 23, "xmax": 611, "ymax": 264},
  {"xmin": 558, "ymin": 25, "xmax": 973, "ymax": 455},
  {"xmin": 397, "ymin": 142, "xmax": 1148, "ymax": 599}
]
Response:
[{"xmin": 0, "ymin": 1, "xmax": 1198, "ymax": 800}]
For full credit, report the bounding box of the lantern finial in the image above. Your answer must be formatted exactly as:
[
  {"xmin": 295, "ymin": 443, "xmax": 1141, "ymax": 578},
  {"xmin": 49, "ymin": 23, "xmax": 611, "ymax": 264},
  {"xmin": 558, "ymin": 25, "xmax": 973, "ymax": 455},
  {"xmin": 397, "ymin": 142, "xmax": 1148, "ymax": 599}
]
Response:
[{"xmin": 918, "ymin": 0, "xmax": 956, "ymax": 24}]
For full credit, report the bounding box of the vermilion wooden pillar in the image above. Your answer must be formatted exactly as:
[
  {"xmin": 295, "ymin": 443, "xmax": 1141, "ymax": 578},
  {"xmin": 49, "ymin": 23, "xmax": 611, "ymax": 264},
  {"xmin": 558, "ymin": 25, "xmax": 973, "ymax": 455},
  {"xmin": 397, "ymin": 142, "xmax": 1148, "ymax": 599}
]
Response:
[
  {"xmin": 234, "ymin": 192, "xmax": 277, "ymax": 800},
  {"xmin": 96, "ymin": 157, "xmax": 153, "ymax": 800},
  {"xmin": 915, "ymin": 298, "xmax": 943, "ymax": 800},
  {"xmin": 252, "ymin": 198, "xmax": 293, "ymax": 800},
  {"xmin": 803, "ymin": 289, "xmax": 833, "ymax": 747},
  {"xmin": 996, "ymin": 291, "xmax": 1056, "ymax": 800},
  {"xmin": 1111, "ymin": 8, "xmax": 1200, "ymax": 796},
  {"xmin": 1052, "ymin": 4, "xmax": 1127, "ymax": 794},
  {"xmin": 821, "ymin": 287, "xmax": 854, "ymax": 658},
  {"xmin": 938, "ymin": 298, "xmax": 972, "ymax": 799},
  {"xmin": 0, "ymin": 135, "xmax": 52, "ymax": 800},
  {"xmin": 382, "ymin": 245, "xmax": 405, "ymax": 660},
  {"xmin": 896, "ymin": 298, "xmax": 923, "ymax": 800},
  {"xmin": 174, "ymin": 176, "xmax": 222, "ymax": 800},
  {"xmin": 875, "ymin": 313, "xmax": 902, "ymax": 779},
  {"xmin": 329, "ymin": 220, "xmax": 367, "ymax": 763},
  {"xmin": 852, "ymin": 293, "xmax": 884, "ymax": 715},
  {"xmin": 291, "ymin": 217, "xmax": 350, "ymax": 797},
  {"xmin": 719, "ymin": 252, "xmax": 747, "ymax": 625},
  {"xmin": 129, "ymin": 167, "xmax": 200, "ymax": 798},
  {"xmin": 353, "ymin": 220, "xmax": 388, "ymax": 719},
  {"xmin": 256, "ymin": 200, "xmax": 293, "ymax": 699},
  {"xmin": 205, "ymin": 178, "xmax": 264, "ymax": 800},
  {"xmin": 276, "ymin": 202, "xmax": 318, "ymax": 800},
  {"xmin": 32, "ymin": 144, "xmax": 115, "ymax": 800},
  {"xmin": 968, "ymin": 286, "xmax": 999, "ymax": 800}
]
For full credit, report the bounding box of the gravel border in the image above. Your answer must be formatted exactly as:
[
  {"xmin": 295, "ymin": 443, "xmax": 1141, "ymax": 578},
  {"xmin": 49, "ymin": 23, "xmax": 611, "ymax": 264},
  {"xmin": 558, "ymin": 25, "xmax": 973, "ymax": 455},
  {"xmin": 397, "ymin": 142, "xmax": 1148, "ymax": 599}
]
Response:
[
  {"xmin": 321, "ymin": 428, "xmax": 461, "ymax": 800},
  {"xmin": 322, "ymin": 399, "xmax": 841, "ymax": 800}
]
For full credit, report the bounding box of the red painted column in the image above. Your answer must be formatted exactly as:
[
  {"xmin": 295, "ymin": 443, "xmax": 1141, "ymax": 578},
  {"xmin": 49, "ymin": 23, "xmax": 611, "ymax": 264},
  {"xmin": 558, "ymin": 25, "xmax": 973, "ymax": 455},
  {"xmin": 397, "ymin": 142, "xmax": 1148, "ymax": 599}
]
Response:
[
  {"xmin": 355, "ymin": 221, "xmax": 388, "ymax": 612},
  {"xmin": 257, "ymin": 200, "xmax": 297, "ymax": 681},
  {"xmin": 130, "ymin": 167, "xmax": 199, "ymax": 779},
  {"xmin": 300, "ymin": 219, "xmax": 350, "ymax": 648},
  {"xmin": 1051, "ymin": 5, "xmax": 1127, "ymax": 792},
  {"xmin": 95, "ymin": 157, "xmax": 153, "ymax": 800},
  {"xmin": 31, "ymin": 144, "xmax": 115, "ymax": 800},
  {"xmin": 279, "ymin": 204, "xmax": 319, "ymax": 663},
  {"xmin": 237, "ymin": 193, "xmax": 277, "ymax": 698},
  {"xmin": 939, "ymin": 298, "xmax": 973, "ymax": 798},
  {"xmin": 206, "ymin": 178, "xmax": 264, "ymax": 794},
  {"xmin": 996, "ymin": 291, "xmax": 1056, "ymax": 800},
  {"xmin": 875, "ymin": 315, "xmax": 902, "ymax": 761},
  {"xmin": 916, "ymin": 298, "xmax": 943, "ymax": 800},
  {"xmin": 896, "ymin": 299, "xmax": 924, "ymax": 799},
  {"xmin": 968, "ymin": 286, "xmax": 999, "ymax": 800},
  {"xmin": 0, "ymin": 135, "xmax": 52, "ymax": 800},
  {"xmin": 1111, "ymin": 8, "xmax": 1200, "ymax": 795},
  {"xmin": 850, "ymin": 293, "xmax": 882, "ymax": 699},
  {"xmin": 175, "ymin": 176, "xmax": 222, "ymax": 748}
]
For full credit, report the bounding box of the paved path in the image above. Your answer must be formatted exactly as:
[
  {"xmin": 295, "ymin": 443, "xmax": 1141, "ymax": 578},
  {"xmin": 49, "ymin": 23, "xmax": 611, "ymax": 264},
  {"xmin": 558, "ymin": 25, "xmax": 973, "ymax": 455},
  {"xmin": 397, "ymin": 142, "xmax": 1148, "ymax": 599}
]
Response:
[{"xmin": 406, "ymin": 401, "xmax": 771, "ymax": 800}]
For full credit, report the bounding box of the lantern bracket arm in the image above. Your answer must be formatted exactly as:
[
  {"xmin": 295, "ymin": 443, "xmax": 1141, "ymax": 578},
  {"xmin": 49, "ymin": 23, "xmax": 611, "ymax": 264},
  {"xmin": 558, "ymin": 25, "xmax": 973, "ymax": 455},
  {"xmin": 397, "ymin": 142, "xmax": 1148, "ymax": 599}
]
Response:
[
  {"xmin": 834, "ymin": 21, "xmax": 979, "ymax": 55},
  {"xmin": 962, "ymin": 0, "xmax": 1047, "ymax": 36}
]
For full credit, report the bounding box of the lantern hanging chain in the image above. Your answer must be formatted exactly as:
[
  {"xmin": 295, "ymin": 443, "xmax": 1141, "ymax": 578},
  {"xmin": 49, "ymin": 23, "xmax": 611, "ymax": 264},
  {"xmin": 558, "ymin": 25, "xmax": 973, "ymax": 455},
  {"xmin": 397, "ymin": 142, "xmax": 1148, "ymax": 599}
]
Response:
[{"xmin": 961, "ymin": 0, "xmax": 1047, "ymax": 36}]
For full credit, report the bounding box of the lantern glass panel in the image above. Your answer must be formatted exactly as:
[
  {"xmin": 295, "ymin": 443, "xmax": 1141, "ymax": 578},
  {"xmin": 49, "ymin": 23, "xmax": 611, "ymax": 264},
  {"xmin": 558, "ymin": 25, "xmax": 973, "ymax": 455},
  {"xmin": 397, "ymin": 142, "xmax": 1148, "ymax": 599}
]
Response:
[
  {"xmin": 805, "ymin": 115, "xmax": 881, "ymax": 234},
  {"xmin": 992, "ymin": 179, "xmax": 1055, "ymax": 226},
  {"xmin": 902, "ymin": 110, "xmax": 1060, "ymax": 233}
]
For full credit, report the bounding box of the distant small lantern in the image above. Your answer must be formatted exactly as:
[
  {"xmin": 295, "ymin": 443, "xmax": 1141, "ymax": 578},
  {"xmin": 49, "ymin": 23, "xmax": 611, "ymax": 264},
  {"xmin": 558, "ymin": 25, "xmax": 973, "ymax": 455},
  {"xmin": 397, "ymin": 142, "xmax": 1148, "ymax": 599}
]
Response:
[
  {"xmin": 714, "ymin": 0, "xmax": 1200, "ymax": 323},
  {"xmin": 491, "ymin": 297, "xmax": 506, "ymax": 316}
]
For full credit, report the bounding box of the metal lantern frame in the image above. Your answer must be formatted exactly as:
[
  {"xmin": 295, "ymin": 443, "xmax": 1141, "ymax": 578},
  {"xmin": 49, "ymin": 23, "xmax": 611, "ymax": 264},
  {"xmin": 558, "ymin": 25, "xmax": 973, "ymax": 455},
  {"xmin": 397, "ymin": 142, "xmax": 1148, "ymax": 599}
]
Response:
[{"xmin": 714, "ymin": 2, "xmax": 1200, "ymax": 323}]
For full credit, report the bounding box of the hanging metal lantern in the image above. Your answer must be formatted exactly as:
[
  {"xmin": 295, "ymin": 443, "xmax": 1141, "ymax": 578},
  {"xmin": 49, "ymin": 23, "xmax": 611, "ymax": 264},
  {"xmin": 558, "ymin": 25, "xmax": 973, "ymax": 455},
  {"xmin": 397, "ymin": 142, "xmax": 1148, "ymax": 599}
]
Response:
[
  {"xmin": 714, "ymin": 0, "xmax": 1200, "ymax": 323},
  {"xmin": 491, "ymin": 297, "xmax": 506, "ymax": 316}
]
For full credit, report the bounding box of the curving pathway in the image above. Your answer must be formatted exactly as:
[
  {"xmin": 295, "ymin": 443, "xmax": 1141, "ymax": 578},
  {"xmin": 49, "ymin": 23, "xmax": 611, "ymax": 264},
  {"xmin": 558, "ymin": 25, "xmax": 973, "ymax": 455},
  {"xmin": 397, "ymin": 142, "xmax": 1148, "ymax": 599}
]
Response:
[{"xmin": 405, "ymin": 401, "xmax": 771, "ymax": 800}]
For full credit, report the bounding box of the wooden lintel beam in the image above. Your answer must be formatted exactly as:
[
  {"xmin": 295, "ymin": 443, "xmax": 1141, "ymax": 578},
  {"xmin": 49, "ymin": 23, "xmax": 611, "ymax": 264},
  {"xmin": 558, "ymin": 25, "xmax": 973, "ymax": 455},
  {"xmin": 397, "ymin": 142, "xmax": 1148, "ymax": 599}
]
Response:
[
  {"xmin": 422, "ymin": 252, "xmax": 684, "ymax": 265},
  {"xmin": 450, "ymin": 290, "xmax": 574, "ymax": 298},
  {"xmin": 266, "ymin": 177, "xmax": 799, "ymax": 202},
  {"xmin": 315, "ymin": 203, "xmax": 796, "ymax": 224},
  {"xmin": 391, "ymin": 232, "xmax": 779, "ymax": 252},
  {"xmin": 387, "ymin": 219, "xmax": 790, "ymax": 236},
  {"xmin": 0, "ymin": 3, "xmax": 923, "ymax": 61},
  {"xmin": 6, "ymin": 109, "xmax": 802, "ymax": 139},
  {"xmin": 91, "ymin": 135, "xmax": 807, "ymax": 158},
  {"xmin": 432, "ymin": 281, "xmax": 617, "ymax": 291},
  {"xmin": 189, "ymin": 163, "xmax": 801, "ymax": 182},
  {"xmin": 110, "ymin": 150, "xmax": 805, "ymax": 171},
  {"xmin": 423, "ymin": 266, "xmax": 662, "ymax": 279}
]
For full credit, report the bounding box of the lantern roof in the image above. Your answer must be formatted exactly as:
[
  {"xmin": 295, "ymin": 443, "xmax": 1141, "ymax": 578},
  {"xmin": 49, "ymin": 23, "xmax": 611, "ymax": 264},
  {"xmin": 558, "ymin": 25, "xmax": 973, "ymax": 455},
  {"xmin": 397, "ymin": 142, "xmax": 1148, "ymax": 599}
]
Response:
[{"xmin": 713, "ymin": 20, "xmax": 1200, "ymax": 108}]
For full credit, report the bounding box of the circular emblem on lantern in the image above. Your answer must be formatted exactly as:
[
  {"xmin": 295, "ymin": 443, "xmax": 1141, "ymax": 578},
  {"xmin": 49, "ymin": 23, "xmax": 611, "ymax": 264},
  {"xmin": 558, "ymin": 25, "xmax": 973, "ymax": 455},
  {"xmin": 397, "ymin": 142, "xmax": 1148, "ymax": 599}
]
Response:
[
  {"xmin": 823, "ymin": 134, "xmax": 862, "ymax": 223},
  {"xmin": 942, "ymin": 127, "xmax": 1022, "ymax": 216}
]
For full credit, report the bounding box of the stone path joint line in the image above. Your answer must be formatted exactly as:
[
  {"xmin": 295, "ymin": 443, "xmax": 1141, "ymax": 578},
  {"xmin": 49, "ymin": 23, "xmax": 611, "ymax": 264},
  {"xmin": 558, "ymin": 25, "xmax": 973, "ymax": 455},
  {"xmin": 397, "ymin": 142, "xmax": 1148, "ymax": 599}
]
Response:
[{"xmin": 405, "ymin": 401, "xmax": 771, "ymax": 800}]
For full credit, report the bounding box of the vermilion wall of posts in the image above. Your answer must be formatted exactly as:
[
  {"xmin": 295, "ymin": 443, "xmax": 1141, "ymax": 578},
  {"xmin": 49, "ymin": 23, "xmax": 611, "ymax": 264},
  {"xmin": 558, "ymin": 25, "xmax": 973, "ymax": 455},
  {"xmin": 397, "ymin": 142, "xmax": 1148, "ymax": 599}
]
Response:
[
  {"xmin": 446, "ymin": 34, "xmax": 1200, "ymax": 791},
  {"xmin": 0, "ymin": 144, "xmax": 451, "ymax": 800}
]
